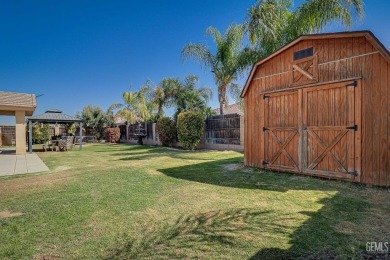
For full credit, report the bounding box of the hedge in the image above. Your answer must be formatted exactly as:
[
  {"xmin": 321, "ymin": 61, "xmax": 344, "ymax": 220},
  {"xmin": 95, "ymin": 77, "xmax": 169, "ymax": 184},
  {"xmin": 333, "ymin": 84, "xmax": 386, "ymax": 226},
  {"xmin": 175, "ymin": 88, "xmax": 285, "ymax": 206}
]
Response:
[
  {"xmin": 177, "ymin": 111, "xmax": 204, "ymax": 150},
  {"xmin": 157, "ymin": 117, "xmax": 176, "ymax": 147}
]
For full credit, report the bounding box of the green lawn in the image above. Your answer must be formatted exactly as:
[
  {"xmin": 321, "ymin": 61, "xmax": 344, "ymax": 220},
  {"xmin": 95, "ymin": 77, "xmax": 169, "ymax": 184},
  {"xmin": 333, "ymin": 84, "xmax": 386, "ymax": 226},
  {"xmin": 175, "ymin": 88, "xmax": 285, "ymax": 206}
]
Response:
[{"xmin": 0, "ymin": 144, "xmax": 389, "ymax": 259}]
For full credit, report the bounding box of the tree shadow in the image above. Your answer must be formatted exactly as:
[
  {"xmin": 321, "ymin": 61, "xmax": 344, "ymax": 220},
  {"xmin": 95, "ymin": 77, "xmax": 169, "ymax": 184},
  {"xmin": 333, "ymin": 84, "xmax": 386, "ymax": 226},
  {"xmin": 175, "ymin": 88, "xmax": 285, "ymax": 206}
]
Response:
[
  {"xmin": 155, "ymin": 159, "xmax": 389, "ymax": 259},
  {"xmin": 158, "ymin": 158, "xmax": 339, "ymax": 192},
  {"xmin": 111, "ymin": 146, "xmax": 223, "ymax": 162},
  {"xmin": 249, "ymin": 193, "xmax": 374, "ymax": 259},
  {"xmin": 105, "ymin": 208, "xmax": 293, "ymax": 259}
]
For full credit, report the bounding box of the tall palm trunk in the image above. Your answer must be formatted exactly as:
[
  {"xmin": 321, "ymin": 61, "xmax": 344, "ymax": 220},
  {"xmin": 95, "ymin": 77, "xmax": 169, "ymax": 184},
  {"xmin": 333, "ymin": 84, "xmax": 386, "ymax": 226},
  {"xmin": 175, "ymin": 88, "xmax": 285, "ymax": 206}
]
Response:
[
  {"xmin": 218, "ymin": 84, "xmax": 227, "ymax": 115},
  {"xmin": 219, "ymin": 102, "xmax": 224, "ymax": 115},
  {"xmin": 157, "ymin": 103, "xmax": 163, "ymax": 117}
]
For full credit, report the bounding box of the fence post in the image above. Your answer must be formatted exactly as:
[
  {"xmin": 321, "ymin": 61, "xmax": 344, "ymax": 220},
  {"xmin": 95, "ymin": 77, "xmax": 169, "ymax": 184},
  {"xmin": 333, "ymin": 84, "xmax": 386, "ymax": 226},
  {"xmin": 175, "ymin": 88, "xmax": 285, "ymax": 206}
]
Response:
[{"xmin": 240, "ymin": 115, "xmax": 244, "ymax": 147}]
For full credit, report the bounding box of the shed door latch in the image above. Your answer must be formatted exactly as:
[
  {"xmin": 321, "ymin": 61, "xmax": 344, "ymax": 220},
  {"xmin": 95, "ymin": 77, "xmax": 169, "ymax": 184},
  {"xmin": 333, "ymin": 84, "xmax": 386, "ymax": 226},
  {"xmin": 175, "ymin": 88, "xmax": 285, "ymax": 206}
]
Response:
[
  {"xmin": 346, "ymin": 81, "xmax": 357, "ymax": 87},
  {"xmin": 262, "ymin": 160, "xmax": 270, "ymax": 165},
  {"xmin": 346, "ymin": 125, "xmax": 358, "ymax": 131},
  {"xmin": 347, "ymin": 171, "xmax": 358, "ymax": 176}
]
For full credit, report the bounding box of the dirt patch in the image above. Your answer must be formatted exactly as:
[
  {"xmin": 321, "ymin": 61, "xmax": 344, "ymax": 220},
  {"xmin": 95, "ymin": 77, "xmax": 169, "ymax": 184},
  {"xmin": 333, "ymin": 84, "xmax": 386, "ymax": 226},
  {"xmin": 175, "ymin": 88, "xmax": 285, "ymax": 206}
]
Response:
[
  {"xmin": 0, "ymin": 210, "xmax": 23, "ymax": 219},
  {"xmin": 54, "ymin": 166, "xmax": 71, "ymax": 172},
  {"xmin": 0, "ymin": 171, "xmax": 79, "ymax": 197},
  {"xmin": 147, "ymin": 169, "xmax": 161, "ymax": 175},
  {"xmin": 223, "ymin": 164, "xmax": 240, "ymax": 171}
]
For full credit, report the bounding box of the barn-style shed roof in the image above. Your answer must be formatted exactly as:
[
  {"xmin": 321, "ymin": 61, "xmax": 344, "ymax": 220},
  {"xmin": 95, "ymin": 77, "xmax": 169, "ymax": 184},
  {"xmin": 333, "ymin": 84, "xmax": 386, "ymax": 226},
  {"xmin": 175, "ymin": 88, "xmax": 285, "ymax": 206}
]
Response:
[{"xmin": 241, "ymin": 30, "xmax": 390, "ymax": 98}]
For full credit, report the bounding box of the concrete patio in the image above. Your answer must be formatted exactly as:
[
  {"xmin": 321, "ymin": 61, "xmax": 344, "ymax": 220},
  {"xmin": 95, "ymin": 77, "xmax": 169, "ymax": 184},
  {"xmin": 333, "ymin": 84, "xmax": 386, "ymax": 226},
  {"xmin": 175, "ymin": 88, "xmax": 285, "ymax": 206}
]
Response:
[{"xmin": 0, "ymin": 150, "xmax": 49, "ymax": 176}]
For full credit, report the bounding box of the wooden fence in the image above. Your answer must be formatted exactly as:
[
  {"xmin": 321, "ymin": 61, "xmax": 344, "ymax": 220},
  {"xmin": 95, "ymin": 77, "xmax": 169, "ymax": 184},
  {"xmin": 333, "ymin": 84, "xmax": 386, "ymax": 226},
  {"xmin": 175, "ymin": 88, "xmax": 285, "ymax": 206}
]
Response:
[
  {"xmin": 120, "ymin": 113, "xmax": 244, "ymax": 151},
  {"xmin": 205, "ymin": 114, "xmax": 241, "ymax": 145}
]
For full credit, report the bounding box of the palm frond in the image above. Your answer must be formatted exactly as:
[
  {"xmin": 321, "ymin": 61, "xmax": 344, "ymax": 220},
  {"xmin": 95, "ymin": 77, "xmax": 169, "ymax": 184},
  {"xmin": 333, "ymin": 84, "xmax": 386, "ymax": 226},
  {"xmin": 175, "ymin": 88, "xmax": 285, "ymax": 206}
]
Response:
[
  {"xmin": 288, "ymin": 0, "xmax": 364, "ymax": 39},
  {"xmin": 181, "ymin": 43, "xmax": 215, "ymax": 70},
  {"xmin": 206, "ymin": 26, "xmax": 223, "ymax": 47}
]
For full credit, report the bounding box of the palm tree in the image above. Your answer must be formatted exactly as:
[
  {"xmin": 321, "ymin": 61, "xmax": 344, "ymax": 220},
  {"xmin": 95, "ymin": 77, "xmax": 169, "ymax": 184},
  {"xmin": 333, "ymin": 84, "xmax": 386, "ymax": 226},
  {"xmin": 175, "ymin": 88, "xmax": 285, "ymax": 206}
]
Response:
[
  {"xmin": 105, "ymin": 103, "xmax": 123, "ymax": 127},
  {"xmin": 152, "ymin": 78, "xmax": 181, "ymax": 117},
  {"xmin": 247, "ymin": 0, "xmax": 364, "ymax": 61},
  {"xmin": 182, "ymin": 24, "xmax": 249, "ymax": 115},
  {"xmin": 116, "ymin": 84, "xmax": 157, "ymax": 124},
  {"xmin": 174, "ymin": 75, "xmax": 213, "ymax": 119}
]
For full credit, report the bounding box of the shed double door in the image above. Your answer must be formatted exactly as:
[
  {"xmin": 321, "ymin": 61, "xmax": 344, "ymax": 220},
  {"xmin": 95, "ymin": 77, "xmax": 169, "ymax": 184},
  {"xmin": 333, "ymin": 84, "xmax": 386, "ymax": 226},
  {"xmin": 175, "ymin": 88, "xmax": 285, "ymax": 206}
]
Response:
[
  {"xmin": 263, "ymin": 91, "xmax": 300, "ymax": 172},
  {"xmin": 263, "ymin": 80, "xmax": 359, "ymax": 179}
]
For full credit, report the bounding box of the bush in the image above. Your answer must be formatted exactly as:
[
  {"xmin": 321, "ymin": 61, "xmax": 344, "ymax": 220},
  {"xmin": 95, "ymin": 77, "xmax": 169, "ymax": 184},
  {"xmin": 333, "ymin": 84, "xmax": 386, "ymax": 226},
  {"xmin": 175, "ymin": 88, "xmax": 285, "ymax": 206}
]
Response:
[
  {"xmin": 32, "ymin": 124, "xmax": 50, "ymax": 144},
  {"xmin": 177, "ymin": 111, "xmax": 204, "ymax": 150},
  {"xmin": 157, "ymin": 117, "xmax": 176, "ymax": 147},
  {"xmin": 65, "ymin": 124, "xmax": 77, "ymax": 136},
  {"xmin": 105, "ymin": 127, "xmax": 121, "ymax": 143}
]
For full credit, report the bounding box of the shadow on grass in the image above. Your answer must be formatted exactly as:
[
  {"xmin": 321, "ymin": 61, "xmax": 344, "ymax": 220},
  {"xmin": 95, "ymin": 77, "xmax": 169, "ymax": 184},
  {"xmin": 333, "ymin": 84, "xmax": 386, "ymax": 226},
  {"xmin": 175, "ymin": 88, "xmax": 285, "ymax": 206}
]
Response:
[
  {"xmin": 99, "ymin": 147, "xmax": 386, "ymax": 259},
  {"xmin": 155, "ymin": 159, "xmax": 375, "ymax": 258},
  {"xmin": 106, "ymin": 208, "xmax": 292, "ymax": 259},
  {"xmin": 111, "ymin": 145, "xmax": 222, "ymax": 162}
]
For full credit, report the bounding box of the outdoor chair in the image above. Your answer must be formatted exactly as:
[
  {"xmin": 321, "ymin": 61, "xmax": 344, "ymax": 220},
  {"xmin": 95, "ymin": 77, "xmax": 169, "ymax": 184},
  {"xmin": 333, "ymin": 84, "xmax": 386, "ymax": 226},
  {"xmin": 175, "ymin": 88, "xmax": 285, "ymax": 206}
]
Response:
[
  {"xmin": 58, "ymin": 136, "xmax": 75, "ymax": 151},
  {"xmin": 42, "ymin": 141, "xmax": 54, "ymax": 152}
]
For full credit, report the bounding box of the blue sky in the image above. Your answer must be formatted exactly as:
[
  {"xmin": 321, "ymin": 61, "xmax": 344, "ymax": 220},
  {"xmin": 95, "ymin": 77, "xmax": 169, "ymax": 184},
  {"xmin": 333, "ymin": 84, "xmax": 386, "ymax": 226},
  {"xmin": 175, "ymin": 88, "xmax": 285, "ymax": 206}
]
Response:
[{"xmin": 1, "ymin": 0, "xmax": 390, "ymax": 124}]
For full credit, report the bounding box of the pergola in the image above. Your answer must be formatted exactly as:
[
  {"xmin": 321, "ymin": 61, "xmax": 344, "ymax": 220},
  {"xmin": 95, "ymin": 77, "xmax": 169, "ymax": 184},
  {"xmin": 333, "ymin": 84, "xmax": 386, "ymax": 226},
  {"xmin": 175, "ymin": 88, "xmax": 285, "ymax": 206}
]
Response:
[
  {"xmin": 0, "ymin": 91, "xmax": 36, "ymax": 155},
  {"xmin": 27, "ymin": 110, "xmax": 83, "ymax": 154}
]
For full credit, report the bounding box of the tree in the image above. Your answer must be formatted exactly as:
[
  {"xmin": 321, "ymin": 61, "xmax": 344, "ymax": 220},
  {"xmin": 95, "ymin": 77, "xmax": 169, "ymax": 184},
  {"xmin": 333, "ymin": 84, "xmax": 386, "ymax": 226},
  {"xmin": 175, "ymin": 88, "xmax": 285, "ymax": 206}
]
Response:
[
  {"xmin": 247, "ymin": 0, "xmax": 364, "ymax": 61},
  {"xmin": 115, "ymin": 84, "xmax": 158, "ymax": 123},
  {"xmin": 182, "ymin": 24, "xmax": 249, "ymax": 115},
  {"xmin": 105, "ymin": 103, "xmax": 123, "ymax": 127},
  {"xmin": 173, "ymin": 75, "xmax": 213, "ymax": 120},
  {"xmin": 77, "ymin": 105, "xmax": 106, "ymax": 139},
  {"xmin": 152, "ymin": 78, "xmax": 181, "ymax": 117}
]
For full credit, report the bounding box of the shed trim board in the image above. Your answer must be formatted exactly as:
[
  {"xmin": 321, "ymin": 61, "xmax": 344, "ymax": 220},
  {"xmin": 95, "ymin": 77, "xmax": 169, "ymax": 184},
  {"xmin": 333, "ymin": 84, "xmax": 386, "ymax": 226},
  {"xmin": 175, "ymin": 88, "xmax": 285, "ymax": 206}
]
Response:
[
  {"xmin": 260, "ymin": 77, "xmax": 362, "ymax": 95},
  {"xmin": 251, "ymin": 52, "xmax": 378, "ymax": 82},
  {"xmin": 243, "ymin": 31, "xmax": 390, "ymax": 187}
]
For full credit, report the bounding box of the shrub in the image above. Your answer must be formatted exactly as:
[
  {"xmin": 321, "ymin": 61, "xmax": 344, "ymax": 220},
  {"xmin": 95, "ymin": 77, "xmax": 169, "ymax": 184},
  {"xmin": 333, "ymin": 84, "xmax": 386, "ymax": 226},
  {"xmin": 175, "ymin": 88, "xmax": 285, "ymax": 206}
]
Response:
[
  {"xmin": 66, "ymin": 124, "xmax": 77, "ymax": 136},
  {"xmin": 157, "ymin": 117, "xmax": 176, "ymax": 147},
  {"xmin": 32, "ymin": 124, "xmax": 50, "ymax": 144},
  {"xmin": 105, "ymin": 127, "xmax": 121, "ymax": 143},
  {"xmin": 177, "ymin": 111, "xmax": 204, "ymax": 150}
]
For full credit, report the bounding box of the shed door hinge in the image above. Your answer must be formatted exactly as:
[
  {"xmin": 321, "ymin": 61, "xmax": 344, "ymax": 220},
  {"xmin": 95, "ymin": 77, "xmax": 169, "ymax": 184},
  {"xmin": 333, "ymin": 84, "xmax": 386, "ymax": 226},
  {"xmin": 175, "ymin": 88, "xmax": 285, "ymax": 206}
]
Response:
[
  {"xmin": 346, "ymin": 81, "xmax": 357, "ymax": 87},
  {"xmin": 263, "ymin": 95, "xmax": 270, "ymax": 100},
  {"xmin": 347, "ymin": 171, "xmax": 358, "ymax": 176},
  {"xmin": 262, "ymin": 160, "xmax": 270, "ymax": 166},
  {"xmin": 263, "ymin": 127, "xmax": 269, "ymax": 132},
  {"xmin": 346, "ymin": 125, "xmax": 358, "ymax": 131}
]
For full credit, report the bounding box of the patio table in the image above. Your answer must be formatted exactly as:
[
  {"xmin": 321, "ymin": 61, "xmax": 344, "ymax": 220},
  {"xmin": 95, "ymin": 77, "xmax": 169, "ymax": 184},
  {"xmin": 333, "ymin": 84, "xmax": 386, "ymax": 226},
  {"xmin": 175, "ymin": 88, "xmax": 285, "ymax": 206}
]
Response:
[{"xmin": 51, "ymin": 139, "xmax": 63, "ymax": 152}]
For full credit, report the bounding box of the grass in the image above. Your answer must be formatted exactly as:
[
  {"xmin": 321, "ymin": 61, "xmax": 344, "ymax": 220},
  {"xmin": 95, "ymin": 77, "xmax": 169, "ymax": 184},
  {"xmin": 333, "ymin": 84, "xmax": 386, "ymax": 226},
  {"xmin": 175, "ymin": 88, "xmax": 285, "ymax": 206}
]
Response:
[{"xmin": 0, "ymin": 144, "xmax": 389, "ymax": 259}]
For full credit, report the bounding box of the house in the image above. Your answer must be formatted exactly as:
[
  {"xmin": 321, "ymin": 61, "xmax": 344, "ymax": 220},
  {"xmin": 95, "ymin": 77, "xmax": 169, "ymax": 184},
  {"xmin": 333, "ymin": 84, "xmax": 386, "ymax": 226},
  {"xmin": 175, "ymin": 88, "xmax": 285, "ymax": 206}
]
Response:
[
  {"xmin": 0, "ymin": 91, "xmax": 36, "ymax": 154},
  {"xmin": 213, "ymin": 102, "xmax": 244, "ymax": 116},
  {"xmin": 241, "ymin": 31, "xmax": 390, "ymax": 187}
]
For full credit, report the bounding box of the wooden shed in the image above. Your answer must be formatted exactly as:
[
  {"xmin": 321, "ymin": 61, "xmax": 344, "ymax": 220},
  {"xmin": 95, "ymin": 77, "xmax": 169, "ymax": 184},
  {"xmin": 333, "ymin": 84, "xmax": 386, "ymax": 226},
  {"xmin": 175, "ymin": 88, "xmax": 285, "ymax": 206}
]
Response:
[{"xmin": 241, "ymin": 31, "xmax": 390, "ymax": 187}]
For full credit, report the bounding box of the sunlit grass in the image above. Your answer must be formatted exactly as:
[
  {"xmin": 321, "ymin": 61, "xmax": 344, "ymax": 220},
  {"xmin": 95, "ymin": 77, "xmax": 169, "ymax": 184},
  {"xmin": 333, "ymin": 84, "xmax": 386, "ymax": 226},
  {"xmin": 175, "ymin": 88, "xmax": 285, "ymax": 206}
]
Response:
[{"xmin": 0, "ymin": 144, "xmax": 389, "ymax": 259}]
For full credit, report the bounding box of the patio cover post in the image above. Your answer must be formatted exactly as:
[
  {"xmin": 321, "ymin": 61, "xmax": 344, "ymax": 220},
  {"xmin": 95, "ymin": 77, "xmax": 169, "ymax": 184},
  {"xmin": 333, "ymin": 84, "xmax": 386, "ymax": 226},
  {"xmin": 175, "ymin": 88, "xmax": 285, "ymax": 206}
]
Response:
[
  {"xmin": 28, "ymin": 120, "xmax": 32, "ymax": 154},
  {"xmin": 15, "ymin": 110, "xmax": 27, "ymax": 155},
  {"xmin": 79, "ymin": 122, "xmax": 83, "ymax": 151}
]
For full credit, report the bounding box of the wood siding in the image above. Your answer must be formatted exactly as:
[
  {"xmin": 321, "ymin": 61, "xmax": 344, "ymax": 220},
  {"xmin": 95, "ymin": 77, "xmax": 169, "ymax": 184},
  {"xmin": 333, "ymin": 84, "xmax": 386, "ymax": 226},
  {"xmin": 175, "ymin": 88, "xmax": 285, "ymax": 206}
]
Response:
[{"xmin": 244, "ymin": 36, "xmax": 390, "ymax": 187}]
